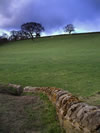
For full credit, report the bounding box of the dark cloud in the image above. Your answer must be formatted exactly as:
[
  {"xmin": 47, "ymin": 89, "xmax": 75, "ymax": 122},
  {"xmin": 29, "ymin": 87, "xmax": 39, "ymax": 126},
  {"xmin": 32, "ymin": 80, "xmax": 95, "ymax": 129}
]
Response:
[
  {"xmin": 0, "ymin": 0, "xmax": 100, "ymax": 33},
  {"xmin": 0, "ymin": 0, "xmax": 15, "ymax": 18}
]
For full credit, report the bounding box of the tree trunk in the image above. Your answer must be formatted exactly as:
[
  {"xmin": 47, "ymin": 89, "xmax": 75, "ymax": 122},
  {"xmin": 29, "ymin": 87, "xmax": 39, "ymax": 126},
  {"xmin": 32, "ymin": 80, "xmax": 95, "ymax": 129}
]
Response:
[
  {"xmin": 69, "ymin": 31, "xmax": 71, "ymax": 34},
  {"xmin": 30, "ymin": 32, "xmax": 34, "ymax": 40}
]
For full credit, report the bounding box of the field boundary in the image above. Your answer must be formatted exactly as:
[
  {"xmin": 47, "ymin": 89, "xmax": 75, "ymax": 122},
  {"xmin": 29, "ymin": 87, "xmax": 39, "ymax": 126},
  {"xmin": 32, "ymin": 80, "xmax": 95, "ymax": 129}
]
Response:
[{"xmin": 1, "ymin": 84, "xmax": 100, "ymax": 133}]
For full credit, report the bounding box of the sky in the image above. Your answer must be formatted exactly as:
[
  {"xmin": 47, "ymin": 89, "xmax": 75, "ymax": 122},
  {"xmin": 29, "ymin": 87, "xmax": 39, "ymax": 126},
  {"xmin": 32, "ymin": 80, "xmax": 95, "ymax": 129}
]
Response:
[{"xmin": 0, "ymin": 0, "xmax": 100, "ymax": 36}]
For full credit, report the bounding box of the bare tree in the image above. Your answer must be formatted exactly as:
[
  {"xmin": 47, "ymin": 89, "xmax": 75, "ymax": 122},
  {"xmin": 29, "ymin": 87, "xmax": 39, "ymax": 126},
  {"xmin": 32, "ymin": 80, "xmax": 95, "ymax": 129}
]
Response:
[
  {"xmin": 64, "ymin": 24, "xmax": 75, "ymax": 34},
  {"xmin": 0, "ymin": 33, "xmax": 8, "ymax": 44},
  {"xmin": 34, "ymin": 23, "xmax": 44, "ymax": 38},
  {"xmin": 2, "ymin": 33, "xmax": 8, "ymax": 39},
  {"xmin": 16, "ymin": 30, "xmax": 29, "ymax": 40},
  {"xmin": 10, "ymin": 30, "xmax": 19, "ymax": 41},
  {"xmin": 21, "ymin": 31, "xmax": 30, "ymax": 39},
  {"xmin": 9, "ymin": 30, "xmax": 30, "ymax": 41},
  {"xmin": 21, "ymin": 22, "xmax": 44, "ymax": 39}
]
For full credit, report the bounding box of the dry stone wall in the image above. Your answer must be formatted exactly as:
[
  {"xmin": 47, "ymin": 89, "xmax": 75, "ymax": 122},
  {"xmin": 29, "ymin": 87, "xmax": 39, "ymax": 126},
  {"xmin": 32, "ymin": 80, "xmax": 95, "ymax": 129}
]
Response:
[
  {"xmin": 4, "ymin": 84, "xmax": 100, "ymax": 133},
  {"xmin": 24, "ymin": 86, "xmax": 100, "ymax": 133}
]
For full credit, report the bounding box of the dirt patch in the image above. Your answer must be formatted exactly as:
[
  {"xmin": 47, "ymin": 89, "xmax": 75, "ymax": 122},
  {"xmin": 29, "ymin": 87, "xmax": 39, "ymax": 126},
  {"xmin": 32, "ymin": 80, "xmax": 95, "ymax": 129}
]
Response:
[
  {"xmin": 0, "ymin": 92, "xmax": 64, "ymax": 133},
  {"xmin": 0, "ymin": 93, "xmax": 44, "ymax": 133},
  {"xmin": 0, "ymin": 93, "xmax": 47, "ymax": 133}
]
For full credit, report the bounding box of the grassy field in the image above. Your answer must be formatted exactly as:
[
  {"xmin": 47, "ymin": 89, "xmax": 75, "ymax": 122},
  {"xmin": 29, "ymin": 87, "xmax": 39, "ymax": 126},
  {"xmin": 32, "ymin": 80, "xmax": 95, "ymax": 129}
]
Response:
[{"xmin": 0, "ymin": 33, "xmax": 100, "ymax": 100}]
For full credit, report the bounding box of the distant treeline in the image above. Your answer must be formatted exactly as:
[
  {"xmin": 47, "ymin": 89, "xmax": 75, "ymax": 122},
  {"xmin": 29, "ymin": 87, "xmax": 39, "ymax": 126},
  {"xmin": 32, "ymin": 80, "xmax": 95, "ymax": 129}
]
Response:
[
  {"xmin": 0, "ymin": 22, "xmax": 45, "ymax": 44},
  {"xmin": 0, "ymin": 22, "xmax": 75, "ymax": 44}
]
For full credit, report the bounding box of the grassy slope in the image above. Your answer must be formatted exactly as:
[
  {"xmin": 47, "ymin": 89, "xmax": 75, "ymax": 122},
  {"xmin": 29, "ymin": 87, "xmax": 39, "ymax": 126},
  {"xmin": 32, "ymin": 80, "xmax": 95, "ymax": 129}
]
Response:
[{"xmin": 0, "ymin": 33, "xmax": 100, "ymax": 98}]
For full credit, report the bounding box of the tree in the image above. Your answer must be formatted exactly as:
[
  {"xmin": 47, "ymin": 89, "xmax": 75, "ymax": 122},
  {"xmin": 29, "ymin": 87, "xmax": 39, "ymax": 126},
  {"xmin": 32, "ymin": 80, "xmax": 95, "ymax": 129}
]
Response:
[
  {"xmin": 34, "ymin": 23, "xmax": 44, "ymax": 38},
  {"xmin": 64, "ymin": 24, "xmax": 75, "ymax": 34},
  {"xmin": 10, "ymin": 30, "xmax": 19, "ymax": 41},
  {"xmin": 36, "ymin": 33, "xmax": 40, "ymax": 38},
  {"xmin": 15, "ymin": 30, "xmax": 29, "ymax": 40},
  {"xmin": 21, "ymin": 30, "xmax": 30, "ymax": 39},
  {"xmin": 0, "ymin": 33, "xmax": 8, "ymax": 44},
  {"xmin": 2, "ymin": 33, "xmax": 8, "ymax": 39},
  {"xmin": 21, "ymin": 22, "xmax": 44, "ymax": 39},
  {"xmin": 9, "ymin": 30, "xmax": 30, "ymax": 41}
]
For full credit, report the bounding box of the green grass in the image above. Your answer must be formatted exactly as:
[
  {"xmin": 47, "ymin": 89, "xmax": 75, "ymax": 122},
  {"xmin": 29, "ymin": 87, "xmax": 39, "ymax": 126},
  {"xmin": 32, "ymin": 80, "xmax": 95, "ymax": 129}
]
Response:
[
  {"xmin": 23, "ymin": 92, "xmax": 65, "ymax": 133},
  {"xmin": 0, "ymin": 33, "xmax": 100, "ymax": 98}
]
